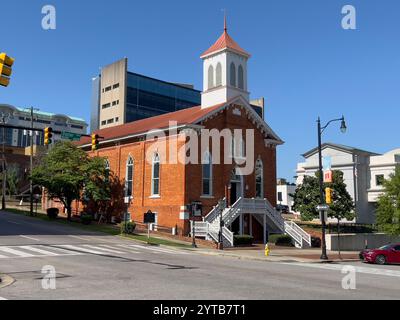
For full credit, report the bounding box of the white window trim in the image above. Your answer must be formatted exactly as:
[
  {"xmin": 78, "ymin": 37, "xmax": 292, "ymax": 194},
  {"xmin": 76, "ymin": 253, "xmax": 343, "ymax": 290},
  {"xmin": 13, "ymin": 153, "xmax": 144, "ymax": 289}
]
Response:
[
  {"xmin": 125, "ymin": 156, "xmax": 134, "ymax": 197},
  {"xmin": 151, "ymin": 153, "xmax": 160, "ymax": 196}
]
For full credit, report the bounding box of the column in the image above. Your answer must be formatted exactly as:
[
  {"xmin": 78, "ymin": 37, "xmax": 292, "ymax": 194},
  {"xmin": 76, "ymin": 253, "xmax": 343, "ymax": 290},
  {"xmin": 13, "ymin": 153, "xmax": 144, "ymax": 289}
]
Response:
[
  {"xmin": 263, "ymin": 214, "xmax": 267, "ymax": 244},
  {"xmin": 239, "ymin": 214, "xmax": 243, "ymax": 235},
  {"xmin": 249, "ymin": 214, "xmax": 253, "ymax": 237}
]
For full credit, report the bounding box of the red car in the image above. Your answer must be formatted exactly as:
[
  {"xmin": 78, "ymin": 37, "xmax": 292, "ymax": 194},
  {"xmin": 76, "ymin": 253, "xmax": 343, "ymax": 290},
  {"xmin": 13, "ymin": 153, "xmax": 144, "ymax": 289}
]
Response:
[{"xmin": 360, "ymin": 243, "xmax": 400, "ymax": 265}]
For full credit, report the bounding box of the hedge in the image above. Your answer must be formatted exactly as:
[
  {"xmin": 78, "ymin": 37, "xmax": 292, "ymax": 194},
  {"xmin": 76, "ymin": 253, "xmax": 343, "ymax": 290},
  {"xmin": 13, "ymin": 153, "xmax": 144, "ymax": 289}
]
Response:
[{"xmin": 233, "ymin": 235, "xmax": 254, "ymax": 246}]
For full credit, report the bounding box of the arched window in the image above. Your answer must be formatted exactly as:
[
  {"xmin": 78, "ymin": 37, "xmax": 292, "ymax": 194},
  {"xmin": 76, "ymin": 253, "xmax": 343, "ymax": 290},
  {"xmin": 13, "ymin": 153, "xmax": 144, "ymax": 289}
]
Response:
[
  {"xmin": 202, "ymin": 152, "xmax": 213, "ymax": 196},
  {"xmin": 216, "ymin": 63, "xmax": 222, "ymax": 87},
  {"xmin": 105, "ymin": 159, "xmax": 110, "ymax": 183},
  {"xmin": 238, "ymin": 65, "xmax": 244, "ymax": 90},
  {"xmin": 151, "ymin": 153, "xmax": 160, "ymax": 196},
  {"xmin": 255, "ymin": 159, "xmax": 264, "ymax": 198},
  {"xmin": 125, "ymin": 156, "xmax": 134, "ymax": 197},
  {"xmin": 230, "ymin": 62, "xmax": 236, "ymax": 87},
  {"xmin": 208, "ymin": 65, "xmax": 214, "ymax": 90}
]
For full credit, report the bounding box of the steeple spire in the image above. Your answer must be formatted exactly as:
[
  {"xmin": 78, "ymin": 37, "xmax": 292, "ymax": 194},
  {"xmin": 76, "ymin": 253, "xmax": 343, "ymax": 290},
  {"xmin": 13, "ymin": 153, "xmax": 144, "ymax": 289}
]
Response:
[{"xmin": 224, "ymin": 10, "xmax": 227, "ymax": 32}]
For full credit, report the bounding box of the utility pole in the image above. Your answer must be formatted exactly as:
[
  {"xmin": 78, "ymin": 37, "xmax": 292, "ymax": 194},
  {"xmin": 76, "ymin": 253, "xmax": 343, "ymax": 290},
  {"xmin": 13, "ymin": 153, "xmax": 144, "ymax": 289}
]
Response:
[
  {"xmin": 1, "ymin": 113, "xmax": 9, "ymax": 210},
  {"xmin": 27, "ymin": 107, "xmax": 39, "ymax": 216}
]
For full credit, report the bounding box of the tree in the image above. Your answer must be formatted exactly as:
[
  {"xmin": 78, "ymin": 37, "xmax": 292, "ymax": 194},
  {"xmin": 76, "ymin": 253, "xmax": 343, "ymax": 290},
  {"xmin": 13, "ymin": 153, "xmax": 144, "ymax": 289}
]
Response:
[
  {"xmin": 292, "ymin": 170, "xmax": 355, "ymax": 221},
  {"xmin": 6, "ymin": 164, "xmax": 21, "ymax": 197},
  {"xmin": 31, "ymin": 141, "xmax": 108, "ymax": 220},
  {"xmin": 376, "ymin": 165, "xmax": 400, "ymax": 235}
]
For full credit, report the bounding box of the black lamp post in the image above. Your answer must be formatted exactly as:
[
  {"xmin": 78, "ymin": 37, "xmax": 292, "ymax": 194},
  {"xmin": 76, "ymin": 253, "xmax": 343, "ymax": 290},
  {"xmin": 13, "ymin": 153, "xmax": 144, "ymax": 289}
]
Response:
[{"xmin": 317, "ymin": 115, "xmax": 347, "ymax": 260}]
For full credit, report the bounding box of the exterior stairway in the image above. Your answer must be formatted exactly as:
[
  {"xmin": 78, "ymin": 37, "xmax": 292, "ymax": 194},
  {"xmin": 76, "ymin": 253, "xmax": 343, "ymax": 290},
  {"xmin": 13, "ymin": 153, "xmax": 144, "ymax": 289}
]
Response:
[{"xmin": 193, "ymin": 197, "xmax": 311, "ymax": 248}]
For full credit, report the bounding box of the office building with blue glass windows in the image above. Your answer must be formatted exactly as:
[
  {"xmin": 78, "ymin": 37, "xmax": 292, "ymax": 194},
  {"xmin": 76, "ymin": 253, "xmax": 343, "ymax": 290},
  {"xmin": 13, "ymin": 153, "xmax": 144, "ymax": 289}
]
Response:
[{"xmin": 90, "ymin": 58, "xmax": 202, "ymax": 131}]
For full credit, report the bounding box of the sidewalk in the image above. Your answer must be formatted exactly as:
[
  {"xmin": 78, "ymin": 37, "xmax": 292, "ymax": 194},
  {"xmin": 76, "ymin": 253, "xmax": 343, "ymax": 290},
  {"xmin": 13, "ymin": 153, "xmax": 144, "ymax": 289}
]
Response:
[{"xmin": 193, "ymin": 244, "xmax": 361, "ymax": 264}]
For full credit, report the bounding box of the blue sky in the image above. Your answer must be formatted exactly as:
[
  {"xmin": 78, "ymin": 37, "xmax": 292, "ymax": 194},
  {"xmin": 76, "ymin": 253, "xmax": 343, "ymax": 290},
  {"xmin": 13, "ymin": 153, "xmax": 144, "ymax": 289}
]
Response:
[{"xmin": 2, "ymin": 0, "xmax": 400, "ymax": 181}]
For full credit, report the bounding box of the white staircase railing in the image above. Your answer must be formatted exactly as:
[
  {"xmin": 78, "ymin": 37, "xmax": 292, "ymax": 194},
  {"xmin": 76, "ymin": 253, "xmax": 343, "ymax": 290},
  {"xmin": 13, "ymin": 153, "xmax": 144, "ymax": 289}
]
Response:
[
  {"xmin": 284, "ymin": 221, "xmax": 311, "ymax": 247},
  {"xmin": 194, "ymin": 197, "xmax": 311, "ymax": 249}
]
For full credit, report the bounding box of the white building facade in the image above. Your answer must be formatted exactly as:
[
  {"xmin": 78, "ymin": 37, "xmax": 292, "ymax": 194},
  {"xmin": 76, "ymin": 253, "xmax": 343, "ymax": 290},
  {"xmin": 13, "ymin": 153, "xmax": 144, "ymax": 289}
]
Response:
[
  {"xmin": 296, "ymin": 143, "xmax": 400, "ymax": 224},
  {"xmin": 0, "ymin": 104, "xmax": 87, "ymax": 147},
  {"xmin": 276, "ymin": 179, "xmax": 296, "ymax": 212}
]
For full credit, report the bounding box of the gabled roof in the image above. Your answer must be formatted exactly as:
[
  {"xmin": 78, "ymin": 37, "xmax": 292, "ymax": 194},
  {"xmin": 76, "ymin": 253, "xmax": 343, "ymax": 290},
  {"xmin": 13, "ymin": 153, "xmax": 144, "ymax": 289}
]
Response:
[
  {"xmin": 78, "ymin": 96, "xmax": 283, "ymax": 147},
  {"xmin": 302, "ymin": 142, "xmax": 380, "ymax": 158},
  {"xmin": 200, "ymin": 20, "xmax": 250, "ymax": 59}
]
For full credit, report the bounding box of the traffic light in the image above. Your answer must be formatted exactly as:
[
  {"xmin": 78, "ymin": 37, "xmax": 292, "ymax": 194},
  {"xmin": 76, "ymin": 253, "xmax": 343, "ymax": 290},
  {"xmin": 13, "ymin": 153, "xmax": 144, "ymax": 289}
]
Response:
[
  {"xmin": 91, "ymin": 134, "xmax": 99, "ymax": 151},
  {"xmin": 44, "ymin": 127, "xmax": 53, "ymax": 145},
  {"xmin": 325, "ymin": 187, "xmax": 333, "ymax": 204},
  {"xmin": 0, "ymin": 53, "xmax": 15, "ymax": 87}
]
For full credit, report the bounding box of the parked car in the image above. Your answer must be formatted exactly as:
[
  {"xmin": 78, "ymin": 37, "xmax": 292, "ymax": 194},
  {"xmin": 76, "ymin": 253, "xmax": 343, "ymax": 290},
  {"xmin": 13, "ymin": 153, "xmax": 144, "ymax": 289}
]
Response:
[
  {"xmin": 276, "ymin": 204, "xmax": 289, "ymax": 214},
  {"xmin": 360, "ymin": 243, "xmax": 400, "ymax": 265}
]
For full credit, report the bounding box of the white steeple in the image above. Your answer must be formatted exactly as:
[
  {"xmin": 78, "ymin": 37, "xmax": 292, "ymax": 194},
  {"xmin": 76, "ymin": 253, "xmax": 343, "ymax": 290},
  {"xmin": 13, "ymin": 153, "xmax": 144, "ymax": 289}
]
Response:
[{"xmin": 200, "ymin": 16, "xmax": 251, "ymax": 108}]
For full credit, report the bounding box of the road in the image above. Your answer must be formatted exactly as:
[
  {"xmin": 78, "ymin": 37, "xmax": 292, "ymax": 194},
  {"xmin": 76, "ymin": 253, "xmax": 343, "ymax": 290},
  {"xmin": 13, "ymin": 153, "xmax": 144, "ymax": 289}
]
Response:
[{"xmin": 0, "ymin": 210, "xmax": 399, "ymax": 300}]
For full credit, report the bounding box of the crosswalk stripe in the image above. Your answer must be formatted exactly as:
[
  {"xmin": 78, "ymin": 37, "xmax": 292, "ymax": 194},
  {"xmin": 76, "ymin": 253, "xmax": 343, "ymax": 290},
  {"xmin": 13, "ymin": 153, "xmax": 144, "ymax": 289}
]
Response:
[
  {"xmin": 58, "ymin": 245, "xmax": 107, "ymax": 255},
  {"xmin": 82, "ymin": 245, "xmax": 126, "ymax": 254},
  {"xmin": 284, "ymin": 262, "xmax": 400, "ymax": 278},
  {"xmin": 0, "ymin": 247, "xmax": 35, "ymax": 257},
  {"xmin": 119, "ymin": 244, "xmax": 187, "ymax": 255},
  {"xmin": 18, "ymin": 246, "xmax": 59, "ymax": 256}
]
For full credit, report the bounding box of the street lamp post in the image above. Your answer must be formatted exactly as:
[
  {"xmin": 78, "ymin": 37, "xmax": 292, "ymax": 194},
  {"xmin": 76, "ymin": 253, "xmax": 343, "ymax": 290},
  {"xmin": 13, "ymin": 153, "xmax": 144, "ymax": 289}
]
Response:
[{"xmin": 317, "ymin": 115, "xmax": 347, "ymax": 260}]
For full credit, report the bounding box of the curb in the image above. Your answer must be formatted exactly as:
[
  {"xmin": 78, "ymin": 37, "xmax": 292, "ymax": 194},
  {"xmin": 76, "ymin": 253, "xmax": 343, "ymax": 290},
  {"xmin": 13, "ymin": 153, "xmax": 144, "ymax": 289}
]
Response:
[{"xmin": 0, "ymin": 274, "xmax": 15, "ymax": 289}]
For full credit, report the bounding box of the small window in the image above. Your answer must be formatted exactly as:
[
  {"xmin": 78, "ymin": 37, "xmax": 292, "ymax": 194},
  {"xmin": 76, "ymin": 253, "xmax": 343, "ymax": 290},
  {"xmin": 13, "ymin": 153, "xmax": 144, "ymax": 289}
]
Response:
[
  {"xmin": 376, "ymin": 175, "xmax": 385, "ymax": 186},
  {"xmin": 115, "ymin": 117, "xmax": 119, "ymax": 122},
  {"xmin": 101, "ymin": 120, "xmax": 106, "ymax": 126},
  {"xmin": 102, "ymin": 103, "xmax": 111, "ymax": 109},
  {"xmin": 238, "ymin": 65, "xmax": 244, "ymax": 89},
  {"xmin": 125, "ymin": 156, "xmax": 134, "ymax": 197},
  {"xmin": 151, "ymin": 153, "xmax": 160, "ymax": 196},
  {"xmin": 105, "ymin": 86, "xmax": 112, "ymax": 92},
  {"xmin": 202, "ymin": 152, "xmax": 213, "ymax": 196},
  {"xmin": 216, "ymin": 63, "xmax": 222, "ymax": 87},
  {"xmin": 208, "ymin": 65, "xmax": 214, "ymax": 90},
  {"xmin": 107, "ymin": 118, "xmax": 114, "ymax": 124},
  {"xmin": 112, "ymin": 101, "xmax": 117, "ymax": 106},
  {"xmin": 113, "ymin": 83, "xmax": 120, "ymax": 89},
  {"xmin": 230, "ymin": 62, "xmax": 236, "ymax": 87},
  {"xmin": 255, "ymin": 159, "xmax": 264, "ymax": 198}
]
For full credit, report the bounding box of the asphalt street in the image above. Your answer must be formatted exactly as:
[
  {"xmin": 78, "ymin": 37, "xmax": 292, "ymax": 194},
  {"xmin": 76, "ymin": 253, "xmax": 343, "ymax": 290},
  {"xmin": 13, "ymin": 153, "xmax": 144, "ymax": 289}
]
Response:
[{"xmin": 0, "ymin": 211, "xmax": 399, "ymax": 300}]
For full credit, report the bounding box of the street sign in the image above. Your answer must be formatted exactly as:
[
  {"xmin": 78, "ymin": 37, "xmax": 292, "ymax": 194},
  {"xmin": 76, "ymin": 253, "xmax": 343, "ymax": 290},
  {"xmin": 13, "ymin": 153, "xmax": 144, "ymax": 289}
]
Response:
[
  {"xmin": 61, "ymin": 131, "xmax": 82, "ymax": 141},
  {"xmin": 322, "ymin": 156, "xmax": 332, "ymax": 171},
  {"xmin": 316, "ymin": 204, "xmax": 329, "ymax": 212},
  {"xmin": 324, "ymin": 170, "xmax": 333, "ymax": 183},
  {"xmin": 144, "ymin": 210, "xmax": 155, "ymax": 224},
  {"xmin": 191, "ymin": 201, "xmax": 202, "ymax": 217}
]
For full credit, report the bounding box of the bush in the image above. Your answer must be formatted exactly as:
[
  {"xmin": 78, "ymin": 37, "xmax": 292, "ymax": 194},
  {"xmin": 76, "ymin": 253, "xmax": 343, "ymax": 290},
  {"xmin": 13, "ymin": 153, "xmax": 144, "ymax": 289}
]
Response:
[
  {"xmin": 233, "ymin": 235, "xmax": 254, "ymax": 246},
  {"xmin": 121, "ymin": 221, "xmax": 136, "ymax": 234},
  {"xmin": 311, "ymin": 236, "xmax": 321, "ymax": 248},
  {"xmin": 81, "ymin": 214, "xmax": 93, "ymax": 225},
  {"xmin": 46, "ymin": 208, "xmax": 59, "ymax": 219},
  {"xmin": 268, "ymin": 234, "xmax": 293, "ymax": 246}
]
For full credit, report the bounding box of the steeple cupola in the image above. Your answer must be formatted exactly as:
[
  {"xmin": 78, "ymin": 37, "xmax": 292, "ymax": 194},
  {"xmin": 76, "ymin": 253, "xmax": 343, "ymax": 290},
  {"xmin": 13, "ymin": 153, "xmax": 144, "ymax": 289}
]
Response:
[{"xmin": 200, "ymin": 16, "xmax": 251, "ymax": 108}]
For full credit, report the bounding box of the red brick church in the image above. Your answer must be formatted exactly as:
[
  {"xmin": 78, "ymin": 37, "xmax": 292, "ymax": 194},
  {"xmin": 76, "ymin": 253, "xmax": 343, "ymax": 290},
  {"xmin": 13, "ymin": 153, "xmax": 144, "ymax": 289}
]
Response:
[{"xmin": 74, "ymin": 21, "xmax": 303, "ymax": 247}]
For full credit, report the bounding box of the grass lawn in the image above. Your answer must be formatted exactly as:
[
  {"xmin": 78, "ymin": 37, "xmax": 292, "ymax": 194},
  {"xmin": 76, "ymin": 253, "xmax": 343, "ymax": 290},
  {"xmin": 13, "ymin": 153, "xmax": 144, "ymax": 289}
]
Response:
[{"xmin": 2, "ymin": 208, "xmax": 192, "ymax": 249}]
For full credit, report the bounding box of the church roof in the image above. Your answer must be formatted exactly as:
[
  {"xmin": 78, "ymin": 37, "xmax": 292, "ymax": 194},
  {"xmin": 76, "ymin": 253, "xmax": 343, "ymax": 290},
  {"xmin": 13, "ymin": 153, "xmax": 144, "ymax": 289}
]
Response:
[
  {"xmin": 200, "ymin": 18, "xmax": 250, "ymax": 59},
  {"xmin": 78, "ymin": 96, "xmax": 283, "ymax": 148}
]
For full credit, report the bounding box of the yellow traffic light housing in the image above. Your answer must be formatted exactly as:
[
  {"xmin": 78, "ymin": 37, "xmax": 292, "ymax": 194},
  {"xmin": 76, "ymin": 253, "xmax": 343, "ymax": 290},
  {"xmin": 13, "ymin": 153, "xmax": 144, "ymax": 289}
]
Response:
[
  {"xmin": 44, "ymin": 127, "xmax": 53, "ymax": 145},
  {"xmin": 0, "ymin": 53, "xmax": 15, "ymax": 87},
  {"xmin": 325, "ymin": 187, "xmax": 333, "ymax": 204},
  {"xmin": 91, "ymin": 134, "xmax": 99, "ymax": 151}
]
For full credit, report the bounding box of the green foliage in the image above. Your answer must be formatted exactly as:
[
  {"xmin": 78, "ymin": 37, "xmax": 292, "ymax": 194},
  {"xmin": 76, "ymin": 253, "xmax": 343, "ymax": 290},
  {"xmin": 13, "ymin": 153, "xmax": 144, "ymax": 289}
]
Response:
[
  {"xmin": 6, "ymin": 163, "xmax": 20, "ymax": 196},
  {"xmin": 233, "ymin": 235, "xmax": 254, "ymax": 246},
  {"xmin": 268, "ymin": 234, "xmax": 293, "ymax": 246},
  {"xmin": 121, "ymin": 221, "xmax": 136, "ymax": 234},
  {"xmin": 292, "ymin": 170, "xmax": 355, "ymax": 221},
  {"xmin": 31, "ymin": 141, "xmax": 110, "ymax": 220},
  {"xmin": 377, "ymin": 165, "xmax": 400, "ymax": 235}
]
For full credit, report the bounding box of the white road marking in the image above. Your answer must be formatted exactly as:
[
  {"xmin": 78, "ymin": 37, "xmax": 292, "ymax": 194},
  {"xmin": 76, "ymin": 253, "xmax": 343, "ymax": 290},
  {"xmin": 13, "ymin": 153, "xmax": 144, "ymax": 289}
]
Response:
[
  {"xmin": 82, "ymin": 245, "xmax": 125, "ymax": 254},
  {"xmin": 284, "ymin": 262, "xmax": 400, "ymax": 278},
  {"xmin": 6, "ymin": 220, "xmax": 21, "ymax": 225},
  {"xmin": 19, "ymin": 235, "xmax": 40, "ymax": 241},
  {"xmin": 119, "ymin": 244, "xmax": 188, "ymax": 255},
  {"xmin": 19, "ymin": 245, "xmax": 59, "ymax": 256},
  {"xmin": 0, "ymin": 246, "xmax": 35, "ymax": 258},
  {"xmin": 68, "ymin": 235, "xmax": 91, "ymax": 241},
  {"xmin": 58, "ymin": 244, "xmax": 109, "ymax": 255}
]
